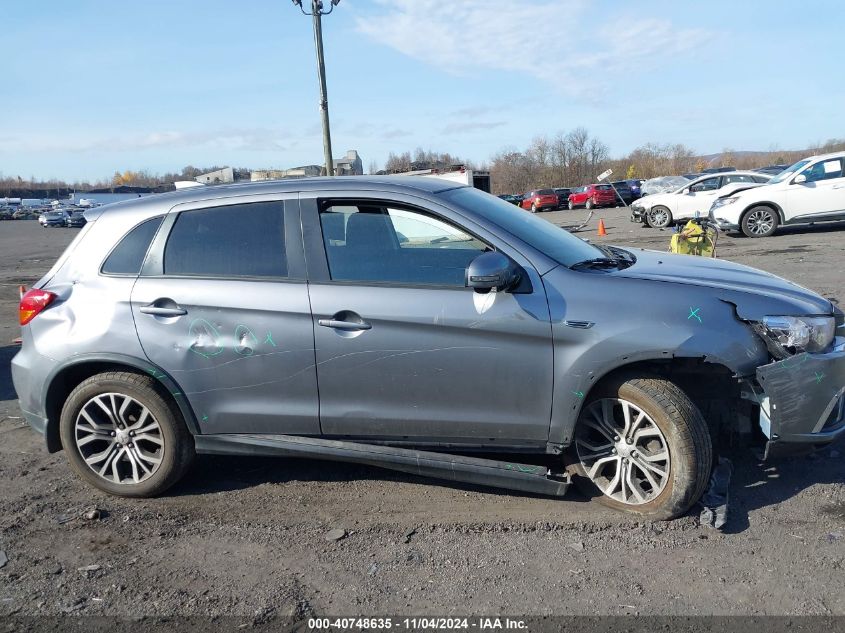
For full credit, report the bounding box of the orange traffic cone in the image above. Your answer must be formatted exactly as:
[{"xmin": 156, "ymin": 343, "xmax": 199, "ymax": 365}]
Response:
[{"xmin": 597, "ymin": 219, "xmax": 608, "ymax": 236}]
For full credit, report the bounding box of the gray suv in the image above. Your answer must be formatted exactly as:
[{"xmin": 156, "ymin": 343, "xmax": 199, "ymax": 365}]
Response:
[{"xmin": 11, "ymin": 177, "xmax": 845, "ymax": 520}]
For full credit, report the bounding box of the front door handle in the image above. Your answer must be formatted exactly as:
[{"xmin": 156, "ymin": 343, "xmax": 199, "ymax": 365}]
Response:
[
  {"xmin": 140, "ymin": 303, "xmax": 187, "ymax": 317},
  {"xmin": 318, "ymin": 318, "xmax": 371, "ymax": 331}
]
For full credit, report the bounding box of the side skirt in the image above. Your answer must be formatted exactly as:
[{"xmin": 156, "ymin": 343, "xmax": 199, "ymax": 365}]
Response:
[{"xmin": 195, "ymin": 434, "xmax": 570, "ymax": 497}]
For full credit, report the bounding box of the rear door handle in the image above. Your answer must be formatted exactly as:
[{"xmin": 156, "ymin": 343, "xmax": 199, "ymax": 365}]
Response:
[
  {"xmin": 140, "ymin": 304, "xmax": 187, "ymax": 317},
  {"xmin": 318, "ymin": 319, "xmax": 371, "ymax": 331}
]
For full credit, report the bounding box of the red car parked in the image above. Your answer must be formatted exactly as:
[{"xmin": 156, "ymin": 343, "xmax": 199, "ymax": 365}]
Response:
[
  {"xmin": 520, "ymin": 189, "xmax": 559, "ymax": 213},
  {"xmin": 568, "ymin": 184, "xmax": 617, "ymax": 210}
]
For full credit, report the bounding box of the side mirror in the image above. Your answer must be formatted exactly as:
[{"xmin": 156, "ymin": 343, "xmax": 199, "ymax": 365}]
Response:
[
  {"xmin": 685, "ymin": 189, "xmax": 694, "ymax": 195},
  {"xmin": 466, "ymin": 251, "xmax": 520, "ymax": 292},
  {"xmin": 793, "ymin": 174, "xmax": 807, "ymax": 184}
]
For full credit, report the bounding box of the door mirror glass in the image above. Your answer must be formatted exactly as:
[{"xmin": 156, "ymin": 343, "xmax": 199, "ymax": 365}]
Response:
[
  {"xmin": 466, "ymin": 251, "xmax": 520, "ymax": 292},
  {"xmin": 793, "ymin": 174, "xmax": 807, "ymax": 184}
]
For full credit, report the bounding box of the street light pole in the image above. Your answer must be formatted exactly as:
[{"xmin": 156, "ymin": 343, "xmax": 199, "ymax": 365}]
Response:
[{"xmin": 293, "ymin": 0, "xmax": 339, "ymax": 177}]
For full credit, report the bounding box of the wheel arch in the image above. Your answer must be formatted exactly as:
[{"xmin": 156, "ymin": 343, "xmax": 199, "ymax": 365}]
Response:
[
  {"xmin": 43, "ymin": 353, "xmax": 200, "ymax": 453},
  {"xmin": 558, "ymin": 356, "xmax": 746, "ymax": 449},
  {"xmin": 741, "ymin": 200, "xmax": 784, "ymax": 224}
]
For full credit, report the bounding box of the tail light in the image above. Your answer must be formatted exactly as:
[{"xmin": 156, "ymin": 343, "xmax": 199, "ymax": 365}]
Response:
[{"xmin": 19, "ymin": 288, "xmax": 57, "ymax": 325}]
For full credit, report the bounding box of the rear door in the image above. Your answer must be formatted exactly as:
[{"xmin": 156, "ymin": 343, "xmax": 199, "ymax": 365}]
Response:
[
  {"xmin": 787, "ymin": 158, "xmax": 845, "ymax": 221},
  {"xmin": 130, "ymin": 195, "xmax": 319, "ymax": 435},
  {"xmin": 300, "ymin": 190, "xmax": 554, "ymax": 447}
]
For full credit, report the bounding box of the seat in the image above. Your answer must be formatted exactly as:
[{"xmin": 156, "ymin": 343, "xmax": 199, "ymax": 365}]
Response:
[{"xmin": 328, "ymin": 212, "xmax": 400, "ymax": 282}]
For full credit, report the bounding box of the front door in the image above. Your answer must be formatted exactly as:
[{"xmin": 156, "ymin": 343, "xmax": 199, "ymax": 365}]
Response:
[
  {"xmin": 676, "ymin": 176, "xmax": 720, "ymax": 218},
  {"xmin": 301, "ymin": 193, "xmax": 554, "ymax": 446},
  {"xmin": 131, "ymin": 197, "xmax": 320, "ymax": 435},
  {"xmin": 787, "ymin": 157, "xmax": 845, "ymax": 221}
]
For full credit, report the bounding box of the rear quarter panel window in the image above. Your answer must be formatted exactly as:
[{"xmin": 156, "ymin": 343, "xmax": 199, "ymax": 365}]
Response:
[{"xmin": 101, "ymin": 216, "xmax": 164, "ymax": 275}]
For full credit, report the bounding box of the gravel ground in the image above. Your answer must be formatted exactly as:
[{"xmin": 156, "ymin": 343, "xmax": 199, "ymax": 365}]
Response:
[{"xmin": 0, "ymin": 213, "xmax": 843, "ymax": 620}]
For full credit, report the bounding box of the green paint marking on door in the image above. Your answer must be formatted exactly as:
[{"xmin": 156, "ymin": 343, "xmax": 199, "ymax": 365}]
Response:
[
  {"xmin": 264, "ymin": 332, "xmax": 276, "ymax": 347},
  {"xmin": 688, "ymin": 307, "xmax": 702, "ymax": 322}
]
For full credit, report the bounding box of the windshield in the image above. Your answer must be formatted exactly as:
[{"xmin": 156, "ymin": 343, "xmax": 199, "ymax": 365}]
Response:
[
  {"xmin": 768, "ymin": 159, "xmax": 811, "ymax": 184},
  {"xmin": 443, "ymin": 187, "xmax": 604, "ymax": 267}
]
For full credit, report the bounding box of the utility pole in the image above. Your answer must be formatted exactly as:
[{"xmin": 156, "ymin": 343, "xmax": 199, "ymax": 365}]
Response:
[{"xmin": 293, "ymin": 0, "xmax": 339, "ymax": 176}]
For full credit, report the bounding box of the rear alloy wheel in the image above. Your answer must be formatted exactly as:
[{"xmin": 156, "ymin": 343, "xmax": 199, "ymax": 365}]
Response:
[
  {"xmin": 741, "ymin": 206, "xmax": 779, "ymax": 238},
  {"xmin": 568, "ymin": 376, "xmax": 712, "ymax": 520},
  {"xmin": 647, "ymin": 206, "xmax": 673, "ymax": 229},
  {"xmin": 60, "ymin": 371, "xmax": 195, "ymax": 497}
]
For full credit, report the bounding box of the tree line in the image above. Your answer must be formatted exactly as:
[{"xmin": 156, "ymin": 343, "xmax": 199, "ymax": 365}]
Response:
[
  {"xmin": 3, "ymin": 135, "xmax": 844, "ymax": 198},
  {"xmin": 484, "ymin": 133, "xmax": 845, "ymax": 195}
]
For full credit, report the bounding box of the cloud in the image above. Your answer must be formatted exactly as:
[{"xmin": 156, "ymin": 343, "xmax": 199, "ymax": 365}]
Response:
[
  {"xmin": 3, "ymin": 128, "xmax": 295, "ymax": 154},
  {"xmin": 337, "ymin": 121, "xmax": 412, "ymax": 140},
  {"xmin": 441, "ymin": 121, "xmax": 506, "ymax": 135},
  {"xmin": 354, "ymin": 1, "xmax": 711, "ymax": 94}
]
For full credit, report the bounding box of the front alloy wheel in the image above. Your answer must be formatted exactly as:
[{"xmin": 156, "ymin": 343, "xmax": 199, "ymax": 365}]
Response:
[
  {"xmin": 575, "ymin": 399, "xmax": 670, "ymax": 505},
  {"xmin": 647, "ymin": 206, "xmax": 672, "ymax": 229},
  {"xmin": 741, "ymin": 206, "xmax": 778, "ymax": 237}
]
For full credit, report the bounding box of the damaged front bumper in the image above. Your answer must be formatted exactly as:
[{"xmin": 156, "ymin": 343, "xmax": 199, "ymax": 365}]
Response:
[
  {"xmin": 629, "ymin": 206, "xmax": 647, "ymax": 223},
  {"xmin": 746, "ymin": 337, "xmax": 845, "ymax": 458}
]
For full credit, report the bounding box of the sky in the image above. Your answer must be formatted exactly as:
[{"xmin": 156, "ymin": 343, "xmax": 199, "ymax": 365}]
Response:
[{"xmin": 3, "ymin": 0, "xmax": 844, "ymax": 182}]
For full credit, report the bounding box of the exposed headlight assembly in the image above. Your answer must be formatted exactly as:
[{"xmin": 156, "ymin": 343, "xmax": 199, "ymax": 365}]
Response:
[
  {"xmin": 710, "ymin": 196, "xmax": 739, "ymax": 210},
  {"xmin": 753, "ymin": 315, "xmax": 835, "ymax": 358}
]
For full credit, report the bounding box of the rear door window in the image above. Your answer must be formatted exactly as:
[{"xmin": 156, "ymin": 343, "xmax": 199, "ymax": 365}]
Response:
[
  {"xmin": 163, "ymin": 201, "xmax": 287, "ymax": 278},
  {"xmin": 690, "ymin": 177, "xmax": 720, "ymax": 192},
  {"xmin": 722, "ymin": 174, "xmax": 755, "ymax": 185}
]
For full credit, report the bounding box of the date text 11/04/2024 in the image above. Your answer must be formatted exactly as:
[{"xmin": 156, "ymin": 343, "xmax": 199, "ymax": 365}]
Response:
[{"xmin": 307, "ymin": 617, "xmax": 528, "ymax": 630}]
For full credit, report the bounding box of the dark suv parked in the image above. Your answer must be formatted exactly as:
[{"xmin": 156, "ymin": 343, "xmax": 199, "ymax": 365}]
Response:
[{"xmin": 12, "ymin": 178, "xmax": 845, "ymax": 520}]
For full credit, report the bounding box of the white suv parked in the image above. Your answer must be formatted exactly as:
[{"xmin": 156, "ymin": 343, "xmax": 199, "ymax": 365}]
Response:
[
  {"xmin": 710, "ymin": 151, "xmax": 845, "ymax": 237},
  {"xmin": 630, "ymin": 171, "xmax": 770, "ymax": 228}
]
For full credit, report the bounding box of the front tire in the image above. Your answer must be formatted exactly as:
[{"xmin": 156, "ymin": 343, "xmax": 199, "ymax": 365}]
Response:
[
  {"xmin": 568, "ymin": 200, "xmax": 575, "ymax": 211},
  {"xmin": 647, "ymin": 206, "xmax": 673, "ymax": 229},
  {"xmin": 741, "ymin": 206, "xmax": 779, "ymax": 237},
  {"xmin": 586, "ymin": 198, "xmax": 594, "ymax": 210},
  {"xmin": 567, "ymin": 376, "xmax": 712, "ymax": 520},
  {"xmin": 530, "ymin": 203, "xmax": 537, "ymax": 213},
  {"xmin": 59, "ymin": 371, "xmax": 195, "ymax": 497}
]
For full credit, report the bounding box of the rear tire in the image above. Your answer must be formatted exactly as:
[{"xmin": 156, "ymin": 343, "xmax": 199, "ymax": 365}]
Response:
[
  {"xmin": 741, "ymin": 206, "xmax": 779, "ymax": 237},
  {"xmin": 566, "ymin": 375, "xmax": 712, "ymax": 520},
  {"xmin": 59, "ymin": 371, "xmax": 195, "ymax": 497}
]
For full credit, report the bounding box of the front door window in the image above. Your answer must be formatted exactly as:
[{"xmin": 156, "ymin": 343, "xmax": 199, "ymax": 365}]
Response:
[{"xmin": 319, "ymin": 203, "xmax": 489, "ymax": 286}]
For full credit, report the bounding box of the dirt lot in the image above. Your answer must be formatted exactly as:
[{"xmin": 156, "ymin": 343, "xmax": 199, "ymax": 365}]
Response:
[{"xmin": 0, "ymin": 212, "xmax": 844, "ymax": 621}]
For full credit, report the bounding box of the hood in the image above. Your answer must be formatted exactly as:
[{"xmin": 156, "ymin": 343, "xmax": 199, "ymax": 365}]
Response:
[
  {"xmin": 633, "ymin": 191, "xmax": 675, "ymax": 206},
  {"xmin": 609, "ymin": 248, "xmax": 833, "ymax": 317}
]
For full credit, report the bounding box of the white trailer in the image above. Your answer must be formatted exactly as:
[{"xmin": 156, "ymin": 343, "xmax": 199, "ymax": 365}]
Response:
[{"xmin": 392, "ymin": 167, "xmax": 491, "ymax": 193}]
